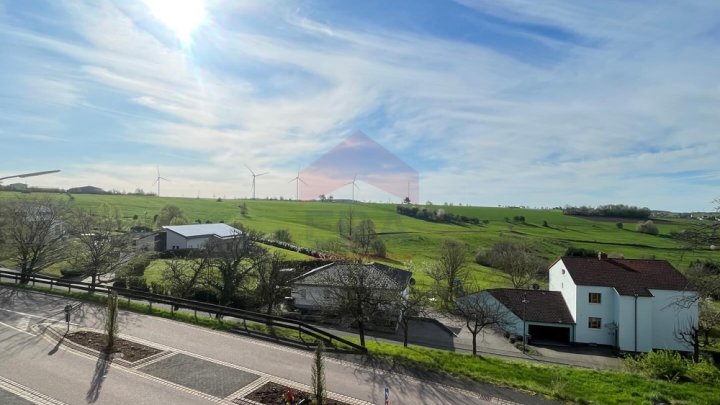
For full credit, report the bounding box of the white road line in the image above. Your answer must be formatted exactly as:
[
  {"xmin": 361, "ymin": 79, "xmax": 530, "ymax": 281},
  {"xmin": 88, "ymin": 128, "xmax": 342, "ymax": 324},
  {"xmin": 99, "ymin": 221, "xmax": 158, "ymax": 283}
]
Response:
[
  {"xmin": 0, "ymin": 375, "xmax": 68, "ymax": 405},
  {"xmin": 0, "ymin": 320, "xmax": 35, "ymax": 336}
]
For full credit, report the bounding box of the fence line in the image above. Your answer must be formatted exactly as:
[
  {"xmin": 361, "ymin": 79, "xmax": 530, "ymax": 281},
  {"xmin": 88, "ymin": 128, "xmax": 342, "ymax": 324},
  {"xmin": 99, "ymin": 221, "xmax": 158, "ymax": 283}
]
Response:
[{"xmin": 0, "ymin": 269, "xmax": 366, "ymax": 354}]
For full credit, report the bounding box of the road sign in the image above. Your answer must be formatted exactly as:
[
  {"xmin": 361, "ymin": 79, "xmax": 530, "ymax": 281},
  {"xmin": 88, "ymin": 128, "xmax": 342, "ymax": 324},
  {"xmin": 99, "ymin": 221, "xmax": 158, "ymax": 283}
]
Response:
[
  {"xmin": 64, "ymin": 304, "xmax": 72, "ymax": 324},
  {"xmin": 384, "ymin": 387, "xmax": 389, "ymax": 405}
]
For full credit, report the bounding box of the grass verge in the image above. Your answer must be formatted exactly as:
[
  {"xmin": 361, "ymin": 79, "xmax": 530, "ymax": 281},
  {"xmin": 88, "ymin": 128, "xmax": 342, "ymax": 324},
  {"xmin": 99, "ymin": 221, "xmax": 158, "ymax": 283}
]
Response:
[
  {"xmin": 1, "ymin": 282, "xmax": 319, "ymax": 347},
  {"xmin": 361, "ymin": 341, "xmax": 720, "ymax": 405}
]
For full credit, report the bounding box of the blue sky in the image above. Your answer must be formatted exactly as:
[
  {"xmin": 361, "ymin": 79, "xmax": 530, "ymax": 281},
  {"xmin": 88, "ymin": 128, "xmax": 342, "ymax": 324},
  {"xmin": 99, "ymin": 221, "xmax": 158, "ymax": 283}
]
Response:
[{"xmin": 1, "ymin": 0, "xmax": 719, "ymax": 211}]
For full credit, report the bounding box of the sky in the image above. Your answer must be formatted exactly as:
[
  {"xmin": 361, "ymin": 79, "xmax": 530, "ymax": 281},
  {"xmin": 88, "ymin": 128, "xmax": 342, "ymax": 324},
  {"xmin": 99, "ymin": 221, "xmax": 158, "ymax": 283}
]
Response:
[{"xmin": 0, "ymin": 0, "xmax": 719, "ymax": 212}]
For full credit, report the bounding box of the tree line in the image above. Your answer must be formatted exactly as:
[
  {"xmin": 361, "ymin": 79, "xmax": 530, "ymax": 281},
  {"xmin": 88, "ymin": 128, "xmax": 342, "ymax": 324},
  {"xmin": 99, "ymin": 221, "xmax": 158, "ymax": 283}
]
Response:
[{"xmin": 562, "ymin": 204, "xmax": 652, "ymax": 219}]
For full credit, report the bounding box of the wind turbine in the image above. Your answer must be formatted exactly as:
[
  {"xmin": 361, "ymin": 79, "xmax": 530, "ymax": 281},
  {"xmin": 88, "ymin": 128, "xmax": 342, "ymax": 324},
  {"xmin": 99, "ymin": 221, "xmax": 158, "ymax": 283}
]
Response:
[
  {"xmin": 153, "ymin": 167, "xmax": 170, "ymax": 197},
  {"xmin": 0, "ymin": 169, "xmax": 60, "ymax": 183},
  {"xmin": 245, "ymin": 165, "xmax": 268, "ymax": 200},
  {"xmin": 345, "ymin": 174, "xmax": 360, "ymax": 202},
  {"xmin": 289, "ymin": 170, "xmax": 307, "ymax": 201}
]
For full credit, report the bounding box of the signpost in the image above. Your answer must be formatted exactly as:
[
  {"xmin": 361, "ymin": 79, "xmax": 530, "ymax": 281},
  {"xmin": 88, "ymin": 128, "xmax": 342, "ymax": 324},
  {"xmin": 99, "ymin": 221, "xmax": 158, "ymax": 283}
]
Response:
[
  {"xmin": 64, "ymin": 304, "xmax": 72, "ymax": 331},
  {"xmin": 384, "ymin": 387, "xmax": 389, "ymax": 405}
]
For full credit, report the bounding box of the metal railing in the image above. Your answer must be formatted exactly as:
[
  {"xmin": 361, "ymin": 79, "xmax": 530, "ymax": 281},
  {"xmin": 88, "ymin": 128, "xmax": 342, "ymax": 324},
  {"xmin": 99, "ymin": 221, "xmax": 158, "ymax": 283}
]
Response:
[{"xmin": 0, "ymin": 269, "xmax": 366, "ymax": 354}]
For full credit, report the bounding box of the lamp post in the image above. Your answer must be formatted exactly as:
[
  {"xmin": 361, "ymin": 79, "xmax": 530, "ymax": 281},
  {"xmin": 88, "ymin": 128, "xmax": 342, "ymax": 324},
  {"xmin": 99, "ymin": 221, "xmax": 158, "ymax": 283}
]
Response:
[{"xmin": 521, "ymin": 292, "xmax": 529, "ymax": 353}]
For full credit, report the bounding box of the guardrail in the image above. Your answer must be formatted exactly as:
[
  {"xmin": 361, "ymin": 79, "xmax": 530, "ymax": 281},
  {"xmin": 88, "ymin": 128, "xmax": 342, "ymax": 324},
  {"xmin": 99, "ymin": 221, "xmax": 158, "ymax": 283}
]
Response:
[{"xmin": 0, "ymin": 269, "xmax": 366, "ymax": 354}]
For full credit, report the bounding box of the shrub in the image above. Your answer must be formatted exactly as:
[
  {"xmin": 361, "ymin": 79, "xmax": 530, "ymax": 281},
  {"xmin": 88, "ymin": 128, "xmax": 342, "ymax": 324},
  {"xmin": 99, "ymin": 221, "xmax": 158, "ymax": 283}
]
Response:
[
  {"xmin": 686, "ymin": 360, "xmax": 720, "ymax": 384},
  {"xmin": 564, "ymin": 247, "xmax": 597, "ymax": 257},
  {"xmin": 542, "ymin": 220, "xmax": 549, "ymax": 227},
  {"xmin": 370, "ymin": 238, "xmax": 387, "ymax": 257},
  {"xmin": 624, "ymin": 350, "xmax": 687, "ymax": 382},
  {"xmin": 616, "ymin": 222, "xmax": 624, "ymax": 229},
  {"xmin": 272, "ymin": 229, "xmax": 293, "ymax": 244},
  {"xmin": 636, "ymin": 220, "xmax": 659, "ymax": 235},
  {"xmin": 60, "ymin": 266, "xmax": 85, "ymax": 278}
]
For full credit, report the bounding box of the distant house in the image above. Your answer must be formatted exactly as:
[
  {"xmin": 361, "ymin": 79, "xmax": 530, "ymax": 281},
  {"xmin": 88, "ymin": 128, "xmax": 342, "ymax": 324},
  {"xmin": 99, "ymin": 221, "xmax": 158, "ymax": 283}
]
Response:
[
  {"xmin": 161, "ymin": 223, "xmax": 243, "ymax": 251},
  {"xmin": 67, "ymin": 185, "xmax": 106, "ymax": 194},
  {"xmin": 288, "ymin": 262, "xmax": 413, "ymax": 316},
  {"xmin": 7, "ymin": 183, "xmax": 27, "ymax": 191},
  {"xmin": 476, "ymin": 253, "xmax": 698, "ymax": 352}
]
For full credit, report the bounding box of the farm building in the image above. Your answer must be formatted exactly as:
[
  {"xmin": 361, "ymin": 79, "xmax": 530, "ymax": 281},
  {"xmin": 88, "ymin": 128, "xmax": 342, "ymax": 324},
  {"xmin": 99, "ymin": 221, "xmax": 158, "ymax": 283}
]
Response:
[{"xmin": 161, "ymin": 223, "xmax": 243, "ymax": 251}]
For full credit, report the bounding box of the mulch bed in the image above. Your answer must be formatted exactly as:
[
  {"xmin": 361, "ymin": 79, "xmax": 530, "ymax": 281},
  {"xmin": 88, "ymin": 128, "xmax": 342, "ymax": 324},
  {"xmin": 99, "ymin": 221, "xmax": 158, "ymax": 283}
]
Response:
[
  {"xmin": 65, "ymin": 330, "xmax": 162, "ymax": 362},
  {"xmin": 244, "ymin": 382, "xmax": 351, "ymax": 405}
]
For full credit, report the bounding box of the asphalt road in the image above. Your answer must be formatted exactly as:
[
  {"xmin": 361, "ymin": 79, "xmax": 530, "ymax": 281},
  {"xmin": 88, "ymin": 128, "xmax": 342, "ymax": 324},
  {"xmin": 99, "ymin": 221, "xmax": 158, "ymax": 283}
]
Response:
[{"xmin": 0, "ymin": 286, "xmax": 555, "ymax": 405}]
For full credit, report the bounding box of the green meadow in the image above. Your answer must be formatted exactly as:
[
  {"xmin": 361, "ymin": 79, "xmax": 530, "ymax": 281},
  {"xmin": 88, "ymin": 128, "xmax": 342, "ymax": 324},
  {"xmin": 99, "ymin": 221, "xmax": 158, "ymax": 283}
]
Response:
[{"xmin": 0, "ymin": 191, "xmax": 717, "ymax": 289}]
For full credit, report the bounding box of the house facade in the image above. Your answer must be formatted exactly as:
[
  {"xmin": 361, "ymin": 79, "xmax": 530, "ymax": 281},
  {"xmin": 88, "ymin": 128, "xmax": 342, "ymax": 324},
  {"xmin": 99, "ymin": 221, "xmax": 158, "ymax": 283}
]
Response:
[
  {"xmin": 288, "ymin": 262, "xmax": 413, "ymax": 320},
  {"xmin": 548, "ymin": 254, "xmax": 697, "ymax": 352},
  {"xmin": 477, "ymin": 254, "xmax": 698, "ymax": 352},
  {"xmin": 162, "ymin": 223, "xmax": 242, "ymax": 251}
]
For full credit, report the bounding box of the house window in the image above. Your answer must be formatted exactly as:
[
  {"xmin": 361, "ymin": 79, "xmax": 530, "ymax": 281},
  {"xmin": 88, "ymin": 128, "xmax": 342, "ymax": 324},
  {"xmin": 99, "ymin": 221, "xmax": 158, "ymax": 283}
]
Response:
[
  {"xmin": 589, "ymin": 293, "xmax": 602, "ymax": 304},
  {"xmin": 588, "ymin": 317, "xmax": 602, "ymax": 329}
]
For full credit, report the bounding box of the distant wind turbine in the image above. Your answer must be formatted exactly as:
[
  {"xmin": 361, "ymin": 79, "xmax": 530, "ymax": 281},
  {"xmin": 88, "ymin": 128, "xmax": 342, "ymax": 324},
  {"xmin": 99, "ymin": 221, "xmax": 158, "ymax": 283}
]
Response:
[
  {"xmin": 289, "ymin": 170, "xmax": 307, "ymax": 201},
  {"xmin": 153, "ymin": 167, "xmax": 170, "ymax": 197},
  {"xmin": 345, "ymin": 174, "xmax": 360, "ymax": 202},
  {"xmin": 245, "ymin": 165, "xmax": 268, "ymax": 200}
]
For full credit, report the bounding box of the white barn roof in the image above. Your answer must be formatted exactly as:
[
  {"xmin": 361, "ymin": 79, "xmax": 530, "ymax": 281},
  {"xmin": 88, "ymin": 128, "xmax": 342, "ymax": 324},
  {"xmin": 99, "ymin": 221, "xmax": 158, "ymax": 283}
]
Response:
[{"xmin": 163, "ymin": 223, "xmax": 242, "ymax": 239}]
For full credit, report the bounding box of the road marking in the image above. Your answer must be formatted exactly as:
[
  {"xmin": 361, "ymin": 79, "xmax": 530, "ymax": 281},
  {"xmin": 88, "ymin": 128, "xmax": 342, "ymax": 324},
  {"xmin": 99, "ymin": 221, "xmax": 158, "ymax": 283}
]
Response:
[
  {"xmin": 0, "ymin": 375, "xmax": 68, "ymax": 405},
  {"xmin": 0, "ymin": 320, "xmax": 35, "ymax": 336}
]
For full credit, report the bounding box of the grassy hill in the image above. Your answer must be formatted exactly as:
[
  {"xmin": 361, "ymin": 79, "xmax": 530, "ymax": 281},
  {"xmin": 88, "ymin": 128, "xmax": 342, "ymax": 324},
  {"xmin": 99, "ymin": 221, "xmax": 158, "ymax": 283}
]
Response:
[{"xmin": 1, "ymin": 191, "xmax": 717, "ymax": 289}]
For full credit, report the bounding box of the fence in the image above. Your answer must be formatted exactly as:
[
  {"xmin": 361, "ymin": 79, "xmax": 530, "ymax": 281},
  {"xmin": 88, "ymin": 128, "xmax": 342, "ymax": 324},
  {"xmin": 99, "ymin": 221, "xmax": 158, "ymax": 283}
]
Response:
[{"xmin": 0, "ymin": 269, "xmax": 366, "ymax": 354}]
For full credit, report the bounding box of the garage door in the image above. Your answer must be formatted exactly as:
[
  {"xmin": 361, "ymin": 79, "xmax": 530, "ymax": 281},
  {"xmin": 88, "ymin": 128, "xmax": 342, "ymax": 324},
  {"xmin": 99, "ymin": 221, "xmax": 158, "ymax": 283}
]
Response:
[{"xmin": 528, "ymin": 324, "xmax": 571, "ymax": 344}]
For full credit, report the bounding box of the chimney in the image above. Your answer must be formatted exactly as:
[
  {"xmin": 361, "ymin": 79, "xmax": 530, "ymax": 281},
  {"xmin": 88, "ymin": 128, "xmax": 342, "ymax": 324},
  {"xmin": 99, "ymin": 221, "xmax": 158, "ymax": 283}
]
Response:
[{"xmin": 598, "ymin": 252, "xmax": 608, "ymax": 260}]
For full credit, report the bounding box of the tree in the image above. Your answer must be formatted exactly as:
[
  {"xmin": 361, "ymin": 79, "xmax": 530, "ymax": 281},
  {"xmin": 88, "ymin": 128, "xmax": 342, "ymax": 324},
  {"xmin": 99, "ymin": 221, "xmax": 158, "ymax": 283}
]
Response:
[
  {"xmin": 271, "ymin": 229, "xmax": 293, "ymax": 243},
  {"xmin": 156, "ymin": 205, "xmax": 187, "ymax": 227},
  {"xmin": 487, "ymin": 240, "xmax": 544, "ymax": 288},
  {"xmin": 67, "ymin": 208, "xmax": 133, "ymax": 289},
  {"xmin": 337, "ymin": 207, "xmax": 355, "ymax": 238},
  {"xmin": 255, "ymin": 251, "xmax": 292, "ymax": 314},
  {"xmin": 204, "ymin": 227, "xmax": 265, "ymax": 306},
  {"xmin": 396, "ymin": 286, "xmax": 429, "ymax": 347},
  {"xmin": 0, "ymin": 198, "xmax": 67, "ymax": 283},
  {"xmin": 427, "ymin": 239, "xmax": 469, "ymax": 308},
  {"xmin": 319, "ymin": 263, "xmax": 398, "ymax": 347},
  {"xmin": 311, "ymin": 341, "xmax": 327, "ymax": 405},
  {"xmin": 403, "ymin": 196, "xmax": 411, "ymax": 204},
  {"xmin": 456, "ymin": 292, "xmax": 512, "ymax": 355},
  {"xmin": 105, "ymin": 291, "xmax": 120, "ymax": 349},
  {"xmin": 636, "ymin": 220, "xmax": 659, "ymax": 235},
  {"xmin": 351, "ymin": 219, "xmax": 376, "ymax": 255},
  {"xmin": 162, "ymin": 251, "xmax": 211, "ymax": 301}
]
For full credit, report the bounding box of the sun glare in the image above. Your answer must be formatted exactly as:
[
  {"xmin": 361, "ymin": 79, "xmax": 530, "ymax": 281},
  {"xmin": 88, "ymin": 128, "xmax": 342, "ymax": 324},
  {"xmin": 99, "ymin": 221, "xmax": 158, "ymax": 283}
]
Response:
[{"xmin": 144, "ymin": 0, "xmax": 206, "ymax": 46}]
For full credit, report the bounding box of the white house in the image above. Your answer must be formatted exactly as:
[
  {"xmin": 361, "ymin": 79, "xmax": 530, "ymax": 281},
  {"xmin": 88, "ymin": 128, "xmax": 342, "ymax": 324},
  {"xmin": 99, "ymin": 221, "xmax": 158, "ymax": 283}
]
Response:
[
  {"xmin": 479, "ymin": 253, "xmax": 698, "ymax": 352},
  {"xmin": 288, "ymin": 262, "xmax": 413, "ymax": 316},
  {"xmin": 548, "ymin": 253, "xmax": 697, "ymax": 352},
  {"xmin": 162, "ymin": 223, "xmax": 242, "ymax": 251}
]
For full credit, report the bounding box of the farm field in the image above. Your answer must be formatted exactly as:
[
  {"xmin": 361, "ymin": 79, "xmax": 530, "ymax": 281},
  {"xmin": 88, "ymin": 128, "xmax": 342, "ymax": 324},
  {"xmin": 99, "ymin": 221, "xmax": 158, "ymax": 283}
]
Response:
[{"xmin": 0, "ymin": 191, "xmax": 717, "ymax": 289}]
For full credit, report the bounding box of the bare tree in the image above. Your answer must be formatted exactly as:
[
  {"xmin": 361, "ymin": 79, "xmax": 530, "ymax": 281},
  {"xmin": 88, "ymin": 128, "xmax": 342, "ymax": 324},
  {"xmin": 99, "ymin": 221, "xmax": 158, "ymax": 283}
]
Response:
[
  {"xmin": 427, "ymin": 239, "xmax": 469, "ymax": 308},
  {"xmin": 456, "ymin": 292, "xmax": 512, "ymax": 355},
  {"xmin": 674, "ymin": 318, "xmax": 701, "ymax": 363},
  {"xmin": 319, "ymin": 263, "xmax": 399, "ymax": 347},
  {"xmin": 105, "ymin": 291, "xmax": 120, "ymax": 350},
  {"xmin": 337, "ymin": 207, "xmax": 355, "ymax": 238},
  {"xmin": 487, "ymin": 240, "xmax": 544, "ymax": 288},
  {"xmin": 396, "ymin": 286, "xmax": 429, "ymax": 347},
  {"xmin": 204, "ymin": 227, "xmax": 265, "ymax": 306},
  {"xmin": 67, "ymin": 208, "xmax": 133, "ymax": 289},
  {"xmin": 255, "ymin": 251, "xmax": 292, "ymax": 314},
  {"xmin": 0, "ymin": 198, "xmax": 66, "ymax": 283}
]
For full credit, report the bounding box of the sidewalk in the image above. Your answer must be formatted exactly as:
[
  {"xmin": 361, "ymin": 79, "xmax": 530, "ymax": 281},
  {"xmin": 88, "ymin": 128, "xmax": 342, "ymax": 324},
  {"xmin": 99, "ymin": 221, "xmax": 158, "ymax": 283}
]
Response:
[{"xmin": 0, "ymin": 286, "xmax": 557, "ymax": 405}]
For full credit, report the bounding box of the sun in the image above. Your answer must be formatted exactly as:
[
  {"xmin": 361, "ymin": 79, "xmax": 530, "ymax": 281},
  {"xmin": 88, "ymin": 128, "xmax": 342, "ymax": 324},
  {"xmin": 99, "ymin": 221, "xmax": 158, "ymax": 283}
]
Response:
[{"xmin": 144, "ymin": 0, "xmax": 206, "ymax": 46}]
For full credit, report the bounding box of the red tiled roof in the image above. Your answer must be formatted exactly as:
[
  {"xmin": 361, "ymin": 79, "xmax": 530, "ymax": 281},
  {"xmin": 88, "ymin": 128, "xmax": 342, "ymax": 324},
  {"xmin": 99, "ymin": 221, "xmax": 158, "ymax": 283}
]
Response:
[
  {"xmin": 485, "ymin": 289, "xmax": 575, "ymax": 324},
  {"xmin": 560, "ymin": 257, "xmax": 690, "ymax": 297}
]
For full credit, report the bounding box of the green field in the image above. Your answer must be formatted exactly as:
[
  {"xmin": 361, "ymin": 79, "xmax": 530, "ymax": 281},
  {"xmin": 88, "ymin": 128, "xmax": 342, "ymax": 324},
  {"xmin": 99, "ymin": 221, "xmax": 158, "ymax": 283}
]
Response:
[{"xmin": 1, "ymin": 191, "xmax": 717, "ymax": 290}]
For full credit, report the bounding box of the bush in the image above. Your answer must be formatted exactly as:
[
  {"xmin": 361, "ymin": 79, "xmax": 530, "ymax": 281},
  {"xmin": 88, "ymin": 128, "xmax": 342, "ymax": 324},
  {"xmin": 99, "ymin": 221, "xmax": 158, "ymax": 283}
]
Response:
[
  {"xmin": 60, "ymin": 266, "xmax": 85, "ymax": 278},
  {"xmin": 636, "ymin": 220, "xmax": 659, "ymax": 235},
  {"xmin": 564, "ymin": 247, "xmax": 597, "ymax": 257},
  {"xmin": 686, "ymin": 360, "xmax": 720, "ymax": 384},
  {"xmin": 542, "ymin": 220, "xmax": 549, "ymax": 227},
  {"xmin": 370, "ymin": 238, "xmax": 387, "ymax": 257},
  {"xmin": 624, "ymin": 351, "xmax": 687, "ymax": 382},
  {"xmin": 616, "ymin": 222, "xmax": 624, "ymax": 229},
  {"xmin": 272, "ymin": 229, "xmax": 293, "ymax": 244},
  {"xmin": 118, "ymin": 252, "xmax": 156, "ymax": 277}
]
